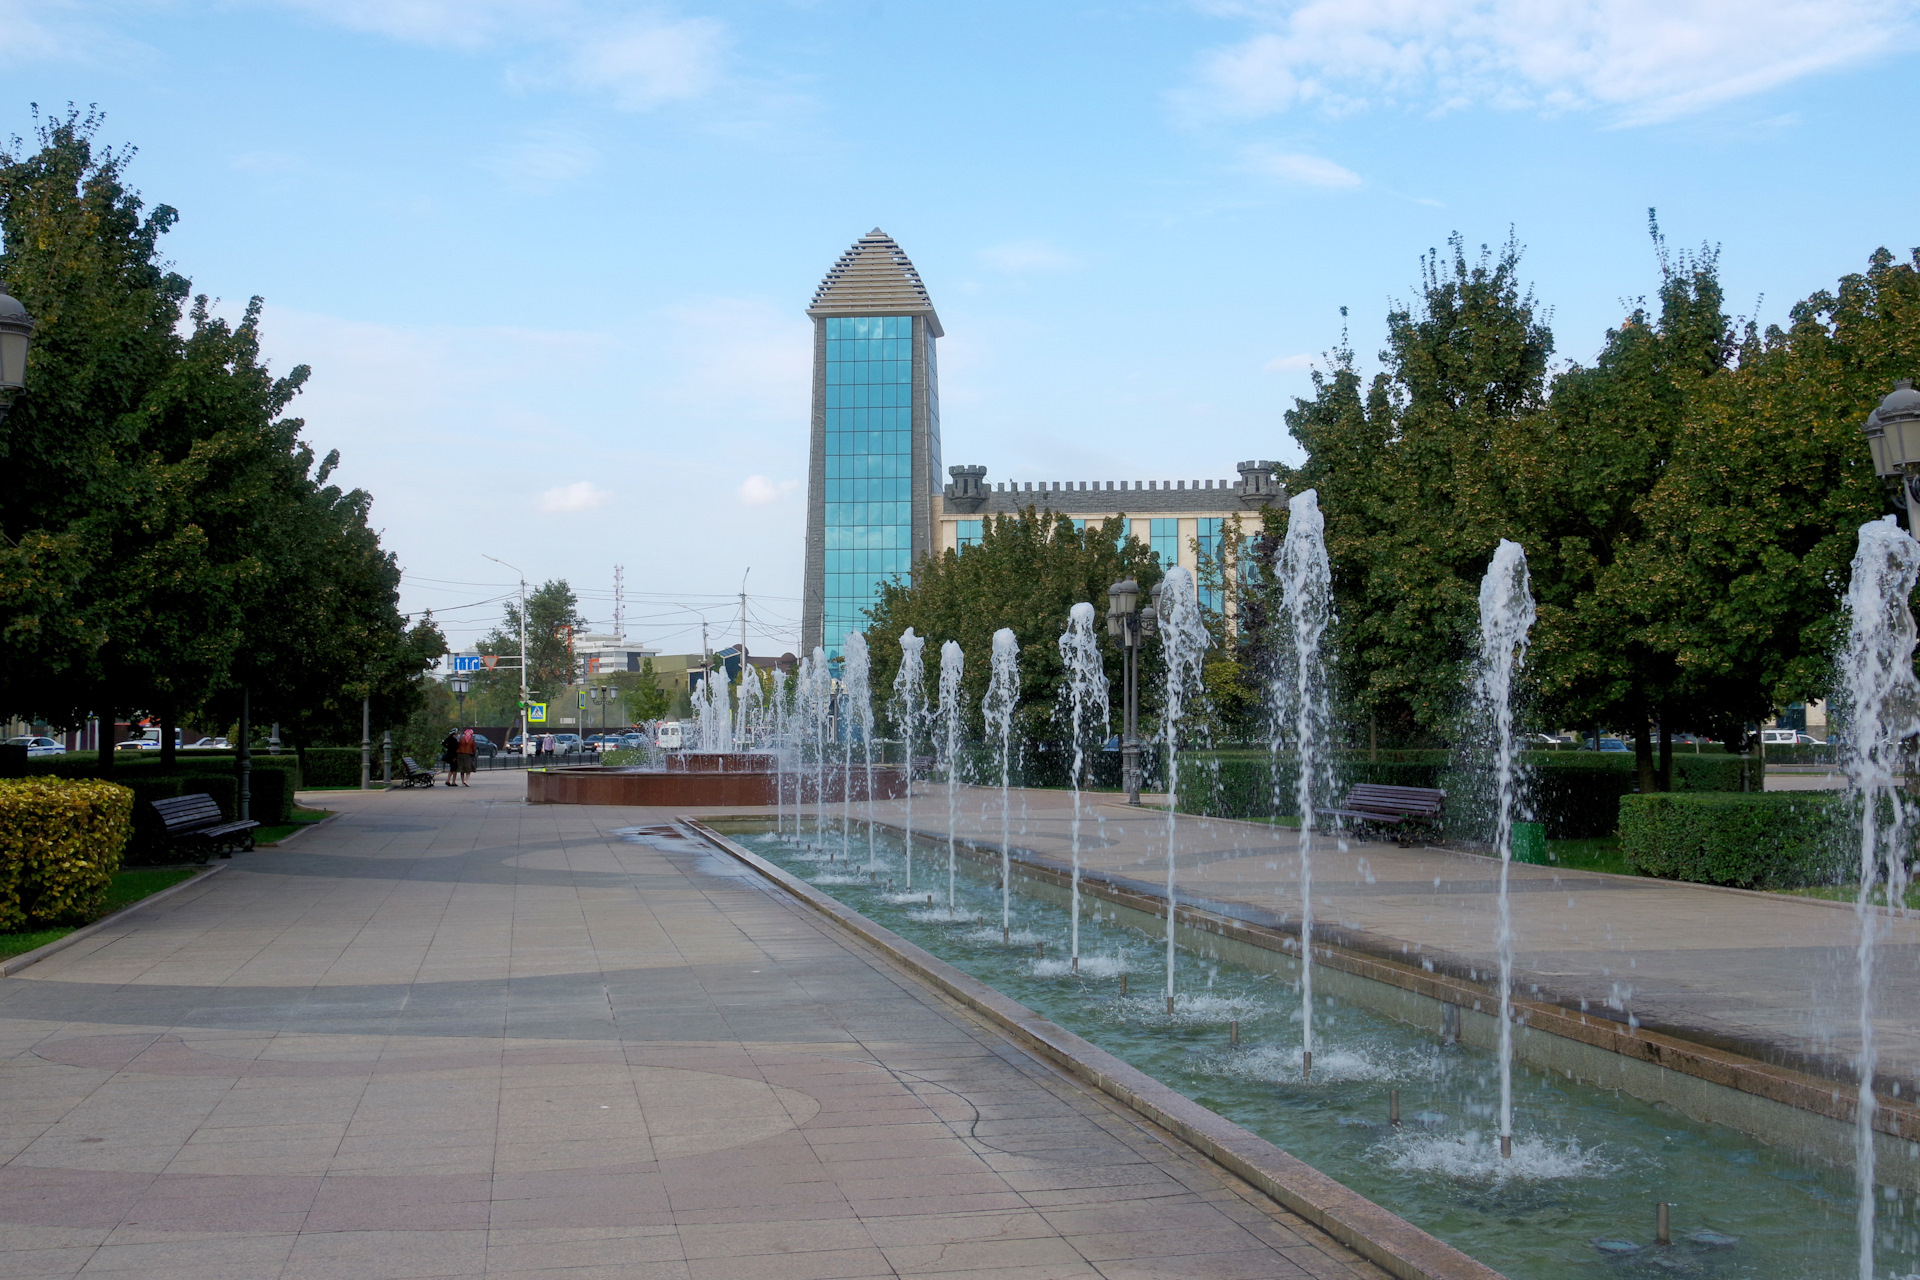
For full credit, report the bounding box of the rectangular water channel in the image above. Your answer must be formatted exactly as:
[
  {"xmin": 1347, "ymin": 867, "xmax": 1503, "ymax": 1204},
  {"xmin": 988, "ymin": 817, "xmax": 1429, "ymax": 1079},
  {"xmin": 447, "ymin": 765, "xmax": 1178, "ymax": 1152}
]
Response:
[{"xmin": 703, "ymin": 816, "xmax": 1920, "ymax": 1280}]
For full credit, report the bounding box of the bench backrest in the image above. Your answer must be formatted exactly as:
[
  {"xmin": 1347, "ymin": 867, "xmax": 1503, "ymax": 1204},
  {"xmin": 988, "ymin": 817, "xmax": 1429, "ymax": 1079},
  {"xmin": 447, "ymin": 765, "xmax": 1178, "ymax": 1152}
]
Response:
[
  {"xmin": 402, "ymin": 757, "xmax": 428, "ymax": 773},
  {"xmin": 1344, "ymin": 783, "xmax": 1445, "ymax": 816},
  {"xmin": 149, "ymin": 792, "xmax": 226, "ymax": 831}
]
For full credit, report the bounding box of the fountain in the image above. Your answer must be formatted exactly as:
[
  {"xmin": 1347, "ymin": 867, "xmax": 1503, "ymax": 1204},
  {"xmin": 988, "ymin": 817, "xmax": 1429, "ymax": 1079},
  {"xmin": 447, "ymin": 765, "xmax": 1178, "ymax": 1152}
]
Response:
[
  {"xmin": 1272, "ymin": 489, "xmax": 1335, "ymax": 1077},
  {"xmin": 842, "ymin": 631, "xmax": 877, "ymax": 869},
  {"xmin": 984, "ymin": 628, "xmax": 1020, "ymax": 942},
  {"xmin": 1471, "ymin": 538, "xmax": 1536, "ymax": 1160},
  {"xmin": 1837, "ymin": 514, "xmax": 1920, "ymax": 1280},
  {"xmin": 892, "ymin": 628, "xmax": 927, "ymax": 890},
  {"xmin": 938, "ymin": 639, "xmax": 965, "ymax": 915},
  {"xmin": 1057, "ymin": 602, "xmax": 1110, "ymax": 973},
  {"xmin": 1156, "ymin": 565, "xmax": 1210, "ymax": 1011},
  {"xmin": 770, "ymin": 666, "xmax": 789, "ymax": 834}
]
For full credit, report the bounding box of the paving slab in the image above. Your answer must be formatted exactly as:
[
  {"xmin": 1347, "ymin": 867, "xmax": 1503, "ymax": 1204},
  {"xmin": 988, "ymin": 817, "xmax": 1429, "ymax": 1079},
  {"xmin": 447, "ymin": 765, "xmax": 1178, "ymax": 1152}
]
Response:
[{"xmin": 0, "ymin": 771, "xmax": 1390, "ymax": 1280}]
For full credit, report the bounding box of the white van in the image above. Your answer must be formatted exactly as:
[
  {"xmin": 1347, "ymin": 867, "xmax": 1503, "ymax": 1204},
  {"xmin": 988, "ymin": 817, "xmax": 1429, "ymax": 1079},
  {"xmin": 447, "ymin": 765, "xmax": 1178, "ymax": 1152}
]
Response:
[{"xmin": 655, "ymin": 722, "xmax": 684, "ymax": 750}]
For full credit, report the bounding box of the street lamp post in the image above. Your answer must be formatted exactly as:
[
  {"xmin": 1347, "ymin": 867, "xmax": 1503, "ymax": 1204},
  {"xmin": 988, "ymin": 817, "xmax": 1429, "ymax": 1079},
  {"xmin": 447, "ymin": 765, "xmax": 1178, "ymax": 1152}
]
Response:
[
  {"xmin": 483, "ymin": 555, "xmax": 530, "ymax": 763},
  {"xmin": 1106, "ymin": 578, "xmax": 1160, "ymax": 806},
  {"xmin": 450, "ymin": 673, "xmax": 470, "ymax": 726},
  {"xmin": 0, "ymin": 279, "xmax": 36, "ymax": 425},
  {"xmin": 1863, "ymin": 380, "xmax": 1920, "ymax": 540}
]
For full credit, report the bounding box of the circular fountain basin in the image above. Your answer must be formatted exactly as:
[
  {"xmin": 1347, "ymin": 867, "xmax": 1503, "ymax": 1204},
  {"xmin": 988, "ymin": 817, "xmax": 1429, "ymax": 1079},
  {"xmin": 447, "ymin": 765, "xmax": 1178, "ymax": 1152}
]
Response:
[{"xmin": 527, "ymin": 757, "xmax": 906, "ymax": 806}]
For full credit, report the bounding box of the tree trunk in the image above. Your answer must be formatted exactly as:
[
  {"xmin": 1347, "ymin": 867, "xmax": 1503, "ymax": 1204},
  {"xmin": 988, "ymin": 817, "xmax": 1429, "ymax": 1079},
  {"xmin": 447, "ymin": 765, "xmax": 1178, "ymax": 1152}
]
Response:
[
  {"xmin": 160, "ymin": 712, "xmax": 176, "ymax": 767},
  {"xmin": 1657, "ymin": 719, "xmax": 1672, "ymax": 792},
  {"xmin": 97, "ymin": 700, "xmax": 115, "ymax": 772},
  {"xmin": 1634, "ymin": 715, "xmax": 1656, "ymax": 794}
]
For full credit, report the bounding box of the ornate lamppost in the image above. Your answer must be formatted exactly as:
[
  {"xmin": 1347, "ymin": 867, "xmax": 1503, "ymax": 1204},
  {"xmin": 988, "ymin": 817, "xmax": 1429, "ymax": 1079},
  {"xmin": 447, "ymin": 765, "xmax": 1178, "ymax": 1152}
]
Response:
[
  {"xmin": 1863, "ymin": 380, "xmax": 1920, "ymax": 540},
  {"xmin": 0, "ymin": 279, "xmax": 37, "ymax": 424},
  {"xmin": 450, "ymin": 672, "xmax": 471, "ymax": 726},
  {"xmin": 1106, "ymin": 578, "xmax": 1159, "ymax": 805}
]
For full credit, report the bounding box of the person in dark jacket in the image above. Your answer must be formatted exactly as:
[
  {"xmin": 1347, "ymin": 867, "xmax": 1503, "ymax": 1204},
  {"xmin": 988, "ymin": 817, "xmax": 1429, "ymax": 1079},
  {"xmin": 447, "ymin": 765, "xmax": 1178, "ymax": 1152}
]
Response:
[{"xmin": 440, "ymin": 729, "xmax": 460, "ymax": 786}]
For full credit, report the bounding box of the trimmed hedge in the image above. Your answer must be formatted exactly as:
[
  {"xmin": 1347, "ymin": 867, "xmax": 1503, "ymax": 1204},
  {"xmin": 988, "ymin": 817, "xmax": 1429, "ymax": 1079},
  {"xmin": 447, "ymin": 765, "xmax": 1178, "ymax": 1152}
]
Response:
[
  {"xmin": 296, "ymin": 747, "xmax": 366, "ymax": 788},
  {"xmin": 0, "ymin": 778, "xmax": 132, "ymax": 929},
  {"xmin": 21, "ymin": 754, "xmax": 294, "ymax": 826},
  {"xmin": 1619, "ymin": 792, "xmax": 1843, "ymax": 889}
]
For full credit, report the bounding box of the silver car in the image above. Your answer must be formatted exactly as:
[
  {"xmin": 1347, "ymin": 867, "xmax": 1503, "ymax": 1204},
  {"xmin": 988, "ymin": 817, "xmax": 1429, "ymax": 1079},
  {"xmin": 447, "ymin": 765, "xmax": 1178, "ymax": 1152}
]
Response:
[{"xmin": 6, "ymin": 735, "xmax": 66, "ymax": 757}]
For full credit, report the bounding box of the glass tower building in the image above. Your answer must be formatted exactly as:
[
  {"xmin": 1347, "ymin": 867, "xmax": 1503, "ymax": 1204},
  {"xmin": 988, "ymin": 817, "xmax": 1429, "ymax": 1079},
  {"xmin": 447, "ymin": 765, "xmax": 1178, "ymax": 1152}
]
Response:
[{"xmin": 803, "ymin": 230, "xmax": 943, "ymax": 657}]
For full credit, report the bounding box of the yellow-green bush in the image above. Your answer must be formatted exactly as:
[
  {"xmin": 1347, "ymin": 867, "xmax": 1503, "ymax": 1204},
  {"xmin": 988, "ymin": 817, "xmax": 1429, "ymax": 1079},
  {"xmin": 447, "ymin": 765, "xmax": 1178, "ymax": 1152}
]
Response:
[{"xmin": 0, "ymin": 778, "xmax": 133, "ymax": 931}]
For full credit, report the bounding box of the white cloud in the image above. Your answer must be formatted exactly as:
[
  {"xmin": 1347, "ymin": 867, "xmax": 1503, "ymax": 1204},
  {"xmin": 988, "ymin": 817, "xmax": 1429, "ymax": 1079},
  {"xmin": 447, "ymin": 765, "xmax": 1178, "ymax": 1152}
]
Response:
[
  {"xmin": 1188, "ymin": 0, "xmax": 1915, "ymax": 124},
  {"xmin": 537, "ymin": 481, "xmax": 613, "ymax": 512},
  {"xmin": 978, "ymin": 240, "xmax": 1081, "ymax": 273},
  {"xmin": 270, "ymin": 0, "xmax": 729, "ymax": 112},
  {"xmin": 738, "ymin": 475, "xmax": 799, "ymax": 505},
  {"xmin": 1265, "ymin": 353, "xmax": 1317, "ymax": 371},
  {"xmin": 1240, "ymin": 146, "xmax": 1360, "ymax": 187}
]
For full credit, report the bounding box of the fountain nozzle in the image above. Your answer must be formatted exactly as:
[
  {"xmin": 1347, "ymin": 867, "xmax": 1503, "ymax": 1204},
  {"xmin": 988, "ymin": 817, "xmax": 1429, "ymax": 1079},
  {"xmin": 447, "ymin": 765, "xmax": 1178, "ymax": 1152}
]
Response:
[
  {"xmin": 1655, "ymin": 1202, "xmax": 1670, "ymax": 1246},
  {"xmin": 1500, "ymin": 1134, "xmax": 1512, "ymax": 1160},
  {"xmin": 1230, "ymin": 1020, "xmax": 1239, "ymax": 1046},
  {"xmin": 1301, "ymin": 1049, "xmax": 1312, "ymax": 1081},
  {"xmin": 1165, "ymin": 995, "xmax": 1175, "ymax": 1016},
  {"xmin": 1389, "ymin": 1088, "xmax": 1400, "ymax": 1126}
]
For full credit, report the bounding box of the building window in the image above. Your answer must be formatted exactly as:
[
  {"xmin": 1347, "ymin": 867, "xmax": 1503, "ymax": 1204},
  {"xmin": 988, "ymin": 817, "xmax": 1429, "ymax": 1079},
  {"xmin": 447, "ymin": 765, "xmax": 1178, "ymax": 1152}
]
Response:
[
  {"xmin": 956, "ymin": 520, "xmax": 983, "ymax": 549},
  {"xmin": 1149, "ymin": 518, "xmax": 1180, "ymax": 569},
  {"xmin": 1196, "ymin": 517, "xmax": 1224, "ymax": 611},
  {"xmin": 824, "ymin": 315, "xmax": 914, "ymax": 656}
]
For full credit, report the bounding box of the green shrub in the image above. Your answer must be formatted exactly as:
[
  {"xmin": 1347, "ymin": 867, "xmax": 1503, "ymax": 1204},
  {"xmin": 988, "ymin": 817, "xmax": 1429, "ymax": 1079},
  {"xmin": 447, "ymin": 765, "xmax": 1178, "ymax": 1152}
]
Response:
[
  {"xmin": 22, "ymin": 754, "xmax": 296, "ymax": 819},
  {"xmin": 1619, "ymin": 792, "xmax": 1843, "ymax": 889},
  {"xmin": 0, "ymin": 778, "xmax": 132, "ymax": 929},
  {"xmin": 296, "ymin": 748, "xmax": 366, "ymax": 788}
]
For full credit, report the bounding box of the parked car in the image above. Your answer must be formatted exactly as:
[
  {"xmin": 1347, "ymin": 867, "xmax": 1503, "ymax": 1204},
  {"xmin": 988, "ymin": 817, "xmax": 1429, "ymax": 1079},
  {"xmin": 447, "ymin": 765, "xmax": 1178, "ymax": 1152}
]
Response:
[
  {"xmin": 1759, "ymin": 728, "xmax": 1810, "ymax": 747},
  {"xmin": 1584, "ymin": 737, "xmax": 1629, "ymax": 752},
  {"xmin": 467, "ymin": 732, "xmax": 497, "ymax": 757},
  {"xmin": 655, "ymin": 722, "xmax": 684, "ymax": 750},
  {"xmin": 183, "ymin": 736, "xmax": 229, "ymax": 750},
  {"xmin": 115, "ymin": 728, "xmax": 171, "ymax": 751},
  {"xmin": 552, "ymin": 733, "xmax": 585, "ymax": 753},
  {"xmin": 6, "ymin": 735, "xmax": 65, "ymax": 757}
]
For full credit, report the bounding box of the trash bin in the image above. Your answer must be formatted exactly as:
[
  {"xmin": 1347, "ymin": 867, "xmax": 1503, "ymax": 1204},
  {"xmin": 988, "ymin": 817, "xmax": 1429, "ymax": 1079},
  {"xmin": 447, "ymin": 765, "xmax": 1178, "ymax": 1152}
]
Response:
[{"xmin": 1510, "ymin": 821, "xmax": 1547, "ymax": 864}]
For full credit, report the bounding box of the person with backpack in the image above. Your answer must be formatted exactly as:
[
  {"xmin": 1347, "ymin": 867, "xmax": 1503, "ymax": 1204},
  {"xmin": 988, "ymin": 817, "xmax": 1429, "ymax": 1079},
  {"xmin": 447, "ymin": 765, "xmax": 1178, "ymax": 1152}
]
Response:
[{"xmin": 455, "ymin": 727, "xmax": 478, "ymax": 787}]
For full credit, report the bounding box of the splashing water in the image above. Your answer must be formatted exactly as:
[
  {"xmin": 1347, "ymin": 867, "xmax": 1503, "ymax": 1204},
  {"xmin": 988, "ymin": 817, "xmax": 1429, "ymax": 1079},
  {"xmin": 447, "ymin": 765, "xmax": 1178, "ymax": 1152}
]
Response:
[
  {"xmin": 809, "ymin": 646, "xmax": 831, "ymax": 839},
  {"xmin": 1472, "ymin": 539, "xmax": 1536, "ymax": 1159},
  {"xmin": 1058, "ymin": 601, "xmax": 1110, "ymax": 972},
  {"xmin": 1272, "ymin": 489, "xmax": 1335, "ymax": 1077},
  {"xmin": 893, "ymin": 628, "xmax": 927, "ymax": 890},
  {"xmin": 1379, "ymin": 1130, "xmax": 1614, "ymax": 1185},
  {"xmin": 1156, "ymin": 566, "xmax": 1209, "ymax": 1004},
  {"xmin": 1838, "ymin": 516, "xmax": 1920, "ymax": 1280},
  {"xmin": 983, "ymin": 628, "xmax": 1021, "ymax": 939},
  {"xmin": 696, "ymin": 661, "xmax": 733, "ymax": 753},
  {"xmin": 841, "ymin": 631, "xmax": 877, "ymax": 869},
  {"xmin": 937, "ymin": 640, "xmax": 965, "ymax": 911},
  {"xmin": 770, "ymin": 667, "xmax": 789, "ymax": 834}
]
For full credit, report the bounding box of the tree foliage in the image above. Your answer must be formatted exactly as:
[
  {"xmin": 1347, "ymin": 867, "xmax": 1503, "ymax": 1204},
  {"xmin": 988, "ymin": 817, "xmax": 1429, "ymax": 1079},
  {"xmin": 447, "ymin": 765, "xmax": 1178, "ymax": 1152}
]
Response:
[{"xmin": 0, "ymin": 108, "xmax": 438, "ymax": 752}]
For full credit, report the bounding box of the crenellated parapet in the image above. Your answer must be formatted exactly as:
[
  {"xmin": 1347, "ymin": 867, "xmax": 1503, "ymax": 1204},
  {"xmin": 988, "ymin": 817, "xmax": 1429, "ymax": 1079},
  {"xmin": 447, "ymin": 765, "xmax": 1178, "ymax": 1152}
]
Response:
[{"xmin": 941, "ymin": 464, "xmax": 1285, "ymax": 516}]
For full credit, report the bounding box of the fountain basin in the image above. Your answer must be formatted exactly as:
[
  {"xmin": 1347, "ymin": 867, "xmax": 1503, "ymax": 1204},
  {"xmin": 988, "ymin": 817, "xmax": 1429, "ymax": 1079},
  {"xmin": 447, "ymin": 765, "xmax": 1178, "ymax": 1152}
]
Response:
[{"xmin": 526, "ymin": 763, "xmax": 906, "ymax": 806}]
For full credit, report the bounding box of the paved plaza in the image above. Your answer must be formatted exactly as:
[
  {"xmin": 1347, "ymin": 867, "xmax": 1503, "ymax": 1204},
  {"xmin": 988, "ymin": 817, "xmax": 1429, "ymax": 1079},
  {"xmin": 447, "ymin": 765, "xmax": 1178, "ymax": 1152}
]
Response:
[
  {"xmin": 899, "ymin": 785, "xmax": 1920, "ymax": 1087},
  {"xmin": 0, "ymin": 772, "xmax": 1387, "ymax": 1280}
]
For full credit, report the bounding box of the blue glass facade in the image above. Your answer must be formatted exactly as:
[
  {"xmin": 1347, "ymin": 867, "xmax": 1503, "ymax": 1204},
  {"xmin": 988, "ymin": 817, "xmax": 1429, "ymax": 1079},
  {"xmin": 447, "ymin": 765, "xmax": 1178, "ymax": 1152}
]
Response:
[
  {"xmin": 956, "ymin": 519, "xmax": 983, "ymax": 548},
  {"xmin": 1149, "ymin": 518, "xmax": 1180, "ymax": 569},
  {"xmin": 1196, "ymin": 517, "xmax": 1224, "ymax": 610},
  {"xmin": 823, "ymin": 315, "xmax": 914, "ymax": 652}
]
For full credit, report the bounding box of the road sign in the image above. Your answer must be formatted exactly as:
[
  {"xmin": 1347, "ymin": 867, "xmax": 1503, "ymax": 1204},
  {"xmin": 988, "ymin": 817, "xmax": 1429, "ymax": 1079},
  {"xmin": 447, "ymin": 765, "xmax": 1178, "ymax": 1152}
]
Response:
[
  {"xmin": 578, "ymin": 690, "xmax": 588, "ymax": 710},
  {"xmin": 528, "ymin": 703, "xmax": 548, "ymax": 723},
  {"xmin": 453, "ymin": 655, "xmax": 483, "ymax": 672},
  {"xmin": 483, "ymin": 654, "xmax": 499, "ymax": 670}
]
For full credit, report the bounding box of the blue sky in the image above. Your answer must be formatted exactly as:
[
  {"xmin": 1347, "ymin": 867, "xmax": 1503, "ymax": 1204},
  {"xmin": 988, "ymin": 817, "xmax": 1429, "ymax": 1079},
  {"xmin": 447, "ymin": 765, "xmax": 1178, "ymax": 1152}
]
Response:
[{"xmin": 6, "ymin": 0, "xmax": 1918, "ymax": 657}]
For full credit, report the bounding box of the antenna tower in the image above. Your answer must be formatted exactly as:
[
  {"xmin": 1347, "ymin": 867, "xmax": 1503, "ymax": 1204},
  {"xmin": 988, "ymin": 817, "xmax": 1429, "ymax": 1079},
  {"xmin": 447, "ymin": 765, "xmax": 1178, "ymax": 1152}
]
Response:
[{"xmin": 613, "ymin": 565, "xmax": 626, "ymax": 642}]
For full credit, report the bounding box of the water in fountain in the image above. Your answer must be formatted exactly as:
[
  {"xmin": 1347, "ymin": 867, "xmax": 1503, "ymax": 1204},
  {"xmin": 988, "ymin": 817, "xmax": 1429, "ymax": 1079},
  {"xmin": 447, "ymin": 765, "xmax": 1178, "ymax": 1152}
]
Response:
[
  {"xmin": 1156, "ymin": 566, "xmax": 1210, "ymax": 1007},
  {"xmin": 892, "ymin": 628, "xmax": 927, "ymax": 889},
  {"xmin": 1057, "ymin": 602, "xmax": 1110, "ymax": 973},
  {"xmin": 842, "ymin": 631, "xmax": 877, "ymax": 869},
  {"xmin": 770, "ymin": 667, "xmax": 789, "ymax": 835},
  {"xmin": 1272, "ymin": 489, "xmax": 1335, "ymax": 1076},
  {"xmin": 809, "ymin": 646, "xmax": 831, "ymax": 840},
  {"xmin": 1471, "ymin": 539, "xmax": 1536, "ymax": 1160},
  {"xmin": 697, "ymin": 662, "xmax": 733, "ymax": 753},
  {"xmin": 984, "ymin": 628, "xmax": 1021, "ymax": 940},
  {"xmin": 936, "ymin": 640, "xmax": 966, "ymax": 917},
  {"xmin": 735, "ymin": 658, "xmax": 763, "ymax": 750},
  {"xmin": 1837, "ymin": 515, "xmax": 1920, "ymax": 1280}
]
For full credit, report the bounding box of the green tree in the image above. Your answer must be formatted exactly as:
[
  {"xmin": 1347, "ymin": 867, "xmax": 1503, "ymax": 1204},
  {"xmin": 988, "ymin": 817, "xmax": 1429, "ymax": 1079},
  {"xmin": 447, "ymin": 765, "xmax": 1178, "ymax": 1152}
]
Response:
[
  {"xmin": 863, "ymin": 509, "xmax": 1158, "ymax": 740},
  {"xmin": 472, "ymin": 580, "xmax": 585, "ymax": 713},
  {"xmin": 623, "ymin": 658, "xmax": 672, "ymax": 723}
]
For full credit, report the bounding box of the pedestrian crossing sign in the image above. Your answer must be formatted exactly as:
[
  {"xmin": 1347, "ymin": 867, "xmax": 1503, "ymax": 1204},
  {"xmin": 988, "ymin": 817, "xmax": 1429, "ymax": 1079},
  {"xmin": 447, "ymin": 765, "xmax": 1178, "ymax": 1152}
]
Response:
[{"xmin": 528, "ymin": 703, "xmax": 548, "ymax": 723}]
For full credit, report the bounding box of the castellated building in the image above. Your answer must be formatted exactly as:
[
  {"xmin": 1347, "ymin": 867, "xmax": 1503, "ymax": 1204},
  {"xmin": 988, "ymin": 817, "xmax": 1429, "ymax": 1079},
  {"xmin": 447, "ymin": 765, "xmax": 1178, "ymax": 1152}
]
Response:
[{"xmin": 800, "ymin": 228, "xmax": 1285, "ymax": 656}]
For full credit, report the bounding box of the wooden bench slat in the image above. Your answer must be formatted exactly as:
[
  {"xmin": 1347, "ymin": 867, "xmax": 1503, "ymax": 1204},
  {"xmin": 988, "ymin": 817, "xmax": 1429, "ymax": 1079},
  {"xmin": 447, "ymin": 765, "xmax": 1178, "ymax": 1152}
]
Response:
[{"xmin": 1313, "ymin": 783, "xmax": 1446, "ymax": 846}]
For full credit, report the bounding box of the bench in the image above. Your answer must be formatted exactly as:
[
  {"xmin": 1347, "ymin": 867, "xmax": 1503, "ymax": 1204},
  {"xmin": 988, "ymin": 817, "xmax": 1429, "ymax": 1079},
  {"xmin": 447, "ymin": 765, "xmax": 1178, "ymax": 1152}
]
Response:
[
  {"xmin": 1315, "ymin": 784, "xmax": 1445, "ymax": 846},
  {"xmin": 147, "ymin": 793, "xmax": 260, "ymax": 863},
  {"xmin": 397, "ymin": 756, "xmax": 436, "ymax": 788}
]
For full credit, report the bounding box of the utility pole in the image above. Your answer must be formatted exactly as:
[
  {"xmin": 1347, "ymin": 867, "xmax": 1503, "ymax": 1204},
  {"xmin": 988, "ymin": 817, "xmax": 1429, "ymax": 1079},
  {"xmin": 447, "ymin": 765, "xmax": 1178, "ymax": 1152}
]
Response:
[
  {"xmin": 614, "ymin": 564, "xmax": 626, "ymax": 642},
  {"xmin": 739, "ymin": 568, "xmax": 750, "ymax": 662},
  {"xmin": 486, "ymin": 555, "xmax": 530, "ymax": 762}
]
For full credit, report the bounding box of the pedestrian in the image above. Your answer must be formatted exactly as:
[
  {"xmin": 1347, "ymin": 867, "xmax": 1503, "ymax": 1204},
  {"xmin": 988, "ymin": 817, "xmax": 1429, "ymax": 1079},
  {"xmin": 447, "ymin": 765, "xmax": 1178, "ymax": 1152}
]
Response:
[
  {"xmin": 439, "ymin": 728, "xmax": 460, "ymax": 787},
  {"xmin": 456, "ymin": 726, "xmax": 477, "ymax": 787}
]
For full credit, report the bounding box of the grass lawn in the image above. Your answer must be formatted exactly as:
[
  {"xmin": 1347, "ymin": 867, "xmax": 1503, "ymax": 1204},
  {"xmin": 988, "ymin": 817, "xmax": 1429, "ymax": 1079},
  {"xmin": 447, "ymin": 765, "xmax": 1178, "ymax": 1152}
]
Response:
[
  {"xmin": 0, "ymin": 867, "xmax": 199, "ymax": 961},
  {"xmin": 255, "ymin": 805, "xmax": 333, "ymax": 845},
  {"xmin": 1540, "ymin": 836, "xmax": 1635, "ymax": 876}
]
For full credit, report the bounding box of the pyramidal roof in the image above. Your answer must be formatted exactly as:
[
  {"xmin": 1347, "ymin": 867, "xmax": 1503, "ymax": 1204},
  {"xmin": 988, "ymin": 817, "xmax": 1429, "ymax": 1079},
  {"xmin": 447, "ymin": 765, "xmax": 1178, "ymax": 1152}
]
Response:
[{"xmin": 808, "ymin": 228, "xmax": 943, "ymax": 337}]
